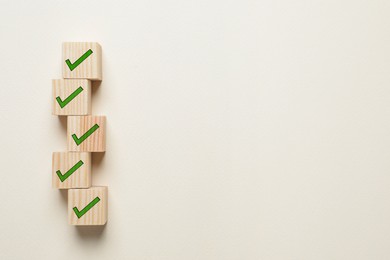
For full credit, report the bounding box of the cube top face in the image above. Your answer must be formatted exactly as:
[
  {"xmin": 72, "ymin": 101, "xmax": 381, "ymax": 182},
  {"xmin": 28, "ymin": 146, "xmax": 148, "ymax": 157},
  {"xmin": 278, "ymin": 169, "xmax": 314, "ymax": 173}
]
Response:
[
  {"xmin": 52, "ymin": 152, "xmax": 91, "ymax": 189},
  {"xmin": 68, "ymin": 186, "xmax": 108, "ymax": 226},
  {"xmin": 52, "ymin": 79, "xmax": 91, "ymax": 116},
  {"xmin": 62, "ymin": 42, "xmax": 102, "ymax": 80},
  {"xmin": 67, "ymin": 116, "xmax": 106, "ymax": 152}
]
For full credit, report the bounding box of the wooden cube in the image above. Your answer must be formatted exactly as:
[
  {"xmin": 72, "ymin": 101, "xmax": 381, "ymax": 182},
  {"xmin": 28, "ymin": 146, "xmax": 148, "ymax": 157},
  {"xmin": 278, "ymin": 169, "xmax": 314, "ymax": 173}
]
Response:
[
  {"xmin": 52, "ymin": 79, "xmax": 91, "ymax": 115},
  {"xmin": 52, "ymin": 152, "xmax": 91, "ymax": 189},
  {"xmin": 67, "ymin": 116, "xmax": 106, "ymax": 152},
  {"xmin": 68, "ymin": 186, "xmax": 108, "ymax": 225},
  {"xmin": 62, "ymin": 42, "xmax": 102, "ymax": 80}
]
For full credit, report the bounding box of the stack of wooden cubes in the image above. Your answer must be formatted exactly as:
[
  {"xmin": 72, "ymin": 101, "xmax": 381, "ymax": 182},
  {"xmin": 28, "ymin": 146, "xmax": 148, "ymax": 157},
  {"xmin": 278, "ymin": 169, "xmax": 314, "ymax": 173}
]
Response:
[{"xmin": 52, "ymin": 42, "xmax": 107, "ymax": 226}]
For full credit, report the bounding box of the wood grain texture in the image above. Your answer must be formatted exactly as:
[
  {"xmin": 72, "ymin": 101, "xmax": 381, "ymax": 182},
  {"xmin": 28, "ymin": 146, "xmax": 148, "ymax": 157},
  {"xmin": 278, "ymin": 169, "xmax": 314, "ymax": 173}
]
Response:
[
  {"xmin": 67, "ymin": 116, "xmax": 106, "ymax": 152},
  {"xmin": 52, "ymin": 152, "xmax": 91, "ymax": 189},
  {"xmin": 68, "ymin": 186, "xmax": 108, "ymax": 226},
  {"xmin": 62, "ymin": 42, "xmax": 102, "ymax": 80},
  {"xmin": 52, "ymin": 79, "xmax": 91, "ymax": 115}
]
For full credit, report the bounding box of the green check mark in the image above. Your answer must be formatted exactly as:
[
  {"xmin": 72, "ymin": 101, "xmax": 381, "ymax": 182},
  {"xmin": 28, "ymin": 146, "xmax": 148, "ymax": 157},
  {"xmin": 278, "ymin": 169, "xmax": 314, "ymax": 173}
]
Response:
[
  {"xmin": 72, "ymin": 124, "xmax": 100, "ymax": 146},
  {"xmin": 73, "ymin": 197, "xmax": 101, "ymax": 218},
  {"xmin": 65, "ymin": 49, "xmax": 93, "ymax": 71},
  {"xmin": 56, "ymin": 160, "xmax": 84, "ymax": 182},
  {"xmin": 56, "ymin": 86, "xmax": 84, "ymax": 108}
]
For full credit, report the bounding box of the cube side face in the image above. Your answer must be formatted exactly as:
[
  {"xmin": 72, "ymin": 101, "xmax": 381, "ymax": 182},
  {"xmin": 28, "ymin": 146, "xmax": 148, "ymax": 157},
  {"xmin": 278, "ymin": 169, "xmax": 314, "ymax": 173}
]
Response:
[
  {"xmin": 62, "ymin": 42, "xmax": 102, "ymax": 80},
  {"xmin": 52, "ymin": 152, "xmax": 91, "ymax": 189},
  {"xmin": 68, "ymin": 187, "xmax": 108, "ymax": 225},
  {"xmin": 67, "ymin": 116, "xmax": 106, "ymax": 152},
  {"xmin": 52, "ymin": 79, "xmax": 91, "ymax": 115}
]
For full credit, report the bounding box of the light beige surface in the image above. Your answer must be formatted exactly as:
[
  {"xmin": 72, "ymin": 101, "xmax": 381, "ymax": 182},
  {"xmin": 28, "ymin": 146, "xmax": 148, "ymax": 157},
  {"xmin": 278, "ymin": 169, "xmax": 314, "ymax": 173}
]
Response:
[
  {"xmin": 1, "ymin": 0, "xmax": 390, "ymax": 259},
  {"xmin": 68, "ymin": 186, "xmax": 108, "ymax": 225},
  {"xmin": 52, "ymin": 79, "xmax": 91, "ymax": 115},
  {"xmin": 62, "ymin": 42, "xmax": 102, "ymax": 80},
  {"xmin": 67, "ymin": 116, "xmax": 106, "ymax": 152},
  {"xmin": 52, "ymin": 152, "xmax": 91, "ymax": 189}
]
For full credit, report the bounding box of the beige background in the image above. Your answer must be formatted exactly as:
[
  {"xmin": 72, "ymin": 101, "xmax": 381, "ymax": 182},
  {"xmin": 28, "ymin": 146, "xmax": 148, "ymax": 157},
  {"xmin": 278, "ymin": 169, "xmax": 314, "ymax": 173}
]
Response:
[{"xmin": 0, "ymin": 0, "xmax": 390, "ymax": 259}]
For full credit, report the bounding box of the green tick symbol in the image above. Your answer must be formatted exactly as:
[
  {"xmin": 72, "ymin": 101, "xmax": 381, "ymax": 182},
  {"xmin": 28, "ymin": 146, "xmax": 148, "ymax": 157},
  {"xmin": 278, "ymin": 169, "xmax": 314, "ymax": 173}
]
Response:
[
  {"xmin": 56, "ymin": 160, "xmax": 84, "ymax": 182},
  {"xmin": 73, "ymin": 197, "xmax": 101, "ymax": 218},
  {"xmin": 72, "ymin": 124, "xmax": 100, "ymax": 145},
  {"xmin": 56, "ymin": 86, "xmax": 84, "ymax": 108},
  {"xmin": 65, "ymin": 49, "xmax": 93, "ymax": 71}
]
